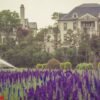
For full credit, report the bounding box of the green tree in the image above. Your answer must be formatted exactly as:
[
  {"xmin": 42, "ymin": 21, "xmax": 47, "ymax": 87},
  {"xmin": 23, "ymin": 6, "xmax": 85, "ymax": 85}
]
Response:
[
  {"xmin": 0, "ymin": 10, "xmax": 20, "ymax": 35},
  {"xmin": 78, "ymin": 29, "xmax": 91, "ymax": 62},
  {"xmin": 51, "ymin": 12, "xmax": 60, "ymax": 21},
  {"xmin": 65, "ymin": 29, "xmax": 80, "ymax": 48},
  {"xmin": 53, "ymin": 26, "xmax": 60, "ymax": 49},
  {"xmin": 35, "ymin": 28, "xmax": 48, "ymax": 42},
  {"xmin": 90, "ymin": 34, "xmax": 100, "ymax": 53},
  {"xmin": 0, "ymin": 10, "xmax": 20, "ymax": 46},
  {"xmin": 54, "ymin": 48, "xmax": 68, "ymax": 62}
]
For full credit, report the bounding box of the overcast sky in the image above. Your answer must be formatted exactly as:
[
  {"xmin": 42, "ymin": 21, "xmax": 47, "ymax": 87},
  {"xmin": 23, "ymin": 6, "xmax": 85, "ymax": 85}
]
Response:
[{"xmin": 0, "ymin": 0, "xmax": 100, "ymax": 28}]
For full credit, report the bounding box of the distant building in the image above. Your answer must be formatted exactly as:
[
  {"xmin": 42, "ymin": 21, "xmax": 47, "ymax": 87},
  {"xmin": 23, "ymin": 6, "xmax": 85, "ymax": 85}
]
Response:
[
  {"xmin": 44, "ymin": 3, "xmax": 100, "ymax": 53},
  {"xmin": 28, "ymin": 22, "xmax": 37, "ymax": 37},
  {"xmin": 20, "ymin": 4, "xmax": 37, "ymax": 37},
  {"xmin": 58, "ymin": 3, "xmax": 100, "ymax": 46},
  {"xmin": 0, "ymin": 4, "xmax": 37, "ymax": 44}
]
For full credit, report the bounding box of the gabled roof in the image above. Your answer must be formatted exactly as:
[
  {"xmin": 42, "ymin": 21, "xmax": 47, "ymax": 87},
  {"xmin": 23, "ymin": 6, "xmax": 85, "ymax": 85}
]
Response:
[
  {"xmin": 59, "ymin": 3, "xmax": 100, "ymax": 21},
  {"xmin": 59, "ymin": 13, "xmax": 67, "ymax": 19}
]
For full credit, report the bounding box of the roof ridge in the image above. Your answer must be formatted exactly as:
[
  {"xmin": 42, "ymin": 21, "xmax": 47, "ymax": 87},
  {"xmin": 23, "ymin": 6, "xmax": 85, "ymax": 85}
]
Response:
[{"xmin": 78, "ymin": 3, "xmax": 100, "ymax": 7}]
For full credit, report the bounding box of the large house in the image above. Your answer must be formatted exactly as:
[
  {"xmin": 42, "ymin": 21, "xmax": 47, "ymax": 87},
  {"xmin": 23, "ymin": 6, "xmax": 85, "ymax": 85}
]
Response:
[
  {"xmin": 0, "ymin": 4, "xmax": 37, "ymax": 44},
  {"xmin": 58, "ymin": 3, "xmax": 100, "ymax": 44},
  {"xmin": 44, "ymin": 3, "xmax": 100, "ymax": 53}
]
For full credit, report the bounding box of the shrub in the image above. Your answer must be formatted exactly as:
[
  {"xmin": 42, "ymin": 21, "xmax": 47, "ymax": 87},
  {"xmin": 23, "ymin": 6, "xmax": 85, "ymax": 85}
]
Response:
[
  {"xmin": 87, "ymin": 63, "xmax": 93, "ymax": 69},
  {"xmin": 36, "ymin": 64, "xmax": 43, "ymax": 69},
  {"xmin": 60, "ymin": 63, "xmax": 65, "ymax": 69},
  {"xmin": 36, "ymin": 63, "xmax": 47, "ymax": 69},
  {"xmin": 47, "ymin": 58, "xmax": 60, "ymax": 69},
  {"xmin": 60, "ymin": 62, "xmax": 72, "ymax": 70},
  {"xmin": 98, "ymin": 62, "xmax": 100, "ymax": 68},
  {"xmin": 64, "ymin": 62, "xmax": 72, "ymax": 69},
  {"xmin": 76, "ymin": 63, "xmax": 93, "ymax": 70},
  {"xmin": 42, "ymin": 64, "xmax": 47, "ymax": 69}
]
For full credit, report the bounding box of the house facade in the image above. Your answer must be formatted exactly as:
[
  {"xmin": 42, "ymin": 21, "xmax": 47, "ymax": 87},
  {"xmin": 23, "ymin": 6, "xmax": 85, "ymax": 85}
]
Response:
[
  {"xmin": 58, "ymin": 3, "xmax": 100, "ymax": 45},
  {"xmin": 44, "ymin": 3, "xmax": 100, "ymax": 53}
]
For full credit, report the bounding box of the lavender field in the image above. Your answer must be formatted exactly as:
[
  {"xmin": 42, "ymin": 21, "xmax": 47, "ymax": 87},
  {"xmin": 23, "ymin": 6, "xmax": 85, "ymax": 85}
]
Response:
[{"xmin": 0, "ymin": 69, "xmax": 100, "ymax": 100}]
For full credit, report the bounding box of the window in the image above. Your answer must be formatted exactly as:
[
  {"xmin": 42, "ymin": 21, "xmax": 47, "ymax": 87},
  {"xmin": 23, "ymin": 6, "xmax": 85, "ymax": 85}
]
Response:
[
  {"xmin": 73, "ymin": 13, "xmax": 78, "ymax": 18},
  {"xmin": 73, "ymin": 21, "xmax": 77, "ymax": 30},
  {"xmin": 64, "ymin": 34, "xmax": 67, "ymax": 41},
  {"xmin": 63, "ymin": 23, "xmax": 67, "ymax": 30}
]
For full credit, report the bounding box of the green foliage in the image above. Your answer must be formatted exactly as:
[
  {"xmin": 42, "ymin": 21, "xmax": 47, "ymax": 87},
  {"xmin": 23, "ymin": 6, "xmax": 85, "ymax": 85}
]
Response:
[
  {"xmin": 0, "ymin": 10, "xmax": 20, "ymax": 45},
  {"xmin": 64, "ymin": 29, "xmax": 80, "ymax": 48},
  {"xmin": 51, "ymin": 12, "xmax": 59, "ymax": 20},
  {"xmin": 35, "ymin": 28, "xmax": 48, "ymax": 42},
  {"xmin": 90, "ymin": 35, "xmax": 100, "ymax": 52},
  {"xmin": 53, "ymin": 26, "xmax": 60, "ymax": 49},
  {"xmin": 98, "ymin": 62, "xmax": 100, "ymax": 68},
  {"xmin": 36, "ymin": 64, "xmax": 47, "ymax": 69},
  {"xmin": 0, "ymin": 10, "xmax": 20, "ymax": 34},
  {"xmin": 36, "ymin": 64, "xmax": 43, "ymax": 69},
  {"xmin": 47, "ymin": 58, "xmax": 60, "ymax": 69},
  {"xmin": 60, "ymin": 62, "xmax": 72, "ymax": 69},
  {"xmin": 54, "ymin": 47, "xmax": 78, "ymax": 67},
  {"xmin": 54, "ymin": 48, "xmax": 68, "ymax": 62},
  {"xmin": 43, "ymin": 64, "xmax": 47, "ymax": 68},
  {"xmin": 76, "ymin": 63, "xmax": 93, "ymax": 70},
  {"xmin": 60, "ymin": 63, "xmax": 64, "ymax": 69},
  {"xmin": 32, "ymin": 51, "xmax": 53, "ymax": 65},
  {"xmin": 78, "ymin": 30, "xmax": 91, "ymax": 63},
  {"xmin": 64, "ymin": 62, "xmax": 72, "ymax": 69},
  {"xmin": 1, "ymin": 30, "xmax": 53, "ymax": 68}
]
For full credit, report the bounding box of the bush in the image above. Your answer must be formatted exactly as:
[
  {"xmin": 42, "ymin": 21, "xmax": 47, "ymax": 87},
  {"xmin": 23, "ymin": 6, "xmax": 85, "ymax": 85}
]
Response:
[
  {"xmin": 60, "ymin": 62, "xmax": 72, "ymax": 70},
  {"xmin": 36, "ymin": 64, "xmax": 43, "ymax": 69},
  {"xmin": 60, "ymin": 63, "xmax": 65, "ymax": 69},
  {"xmin": 36, "ymin": 63, "xmax": 47, "ymax": 69},
  {"xmin": 87, "ymin": 63, "xmax": 93, "ymax": 69},
  {"xmin": 42, "ymin": 64, "xmax": 47, "ymax": 69},
  {"xmin": 47, "ymin": 58, "xmax": 60, "ymax": 69},
  {"xmin": 76, "ymin": 63, "xmax": 93, "ymax": 70},
  {"xmin": 98, "ymin": 62, "xmax": 100, "ymax": 68}
]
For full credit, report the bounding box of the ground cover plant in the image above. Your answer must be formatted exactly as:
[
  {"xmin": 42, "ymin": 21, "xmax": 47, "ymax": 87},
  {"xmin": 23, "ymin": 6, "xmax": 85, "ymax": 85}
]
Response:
[{"xmin": 0, "ymin": 69, "xmax": 100, "ymax": 100}]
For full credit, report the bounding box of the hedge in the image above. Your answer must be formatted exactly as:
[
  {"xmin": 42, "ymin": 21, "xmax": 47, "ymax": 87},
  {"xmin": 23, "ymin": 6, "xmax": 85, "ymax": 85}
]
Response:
[
  {"xmin": 98, "ymin": 62, "xmax": 100, "ymax": 68},
  {"xmin": 36, "ymin": 64, "xmax": 46, "ymax": 69},
  {"xmin": 76, "ymin": 63, "xmax": 93, "ymax": 70},
  {"xmin": 60, "ymin": 62, "xmax": 72, "ymax": 70}
]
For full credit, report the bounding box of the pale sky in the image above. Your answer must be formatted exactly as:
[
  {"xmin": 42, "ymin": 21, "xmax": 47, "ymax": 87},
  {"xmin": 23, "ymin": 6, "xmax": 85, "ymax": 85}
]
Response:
[{"xmin": 0, "ymin": 0, "xmax": 100, "ymax": 28}]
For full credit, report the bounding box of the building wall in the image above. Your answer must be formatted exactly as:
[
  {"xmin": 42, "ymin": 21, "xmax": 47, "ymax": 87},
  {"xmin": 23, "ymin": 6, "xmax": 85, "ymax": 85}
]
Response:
[
  {"xmin": 67, "ymin": 21, "xmax": 73, "ymax": 30},
  {"xmin": 58, "ymin": 20, "xmax": 74, "ymax": 43},
  {"xmin": 58, "ymin": 14, "xmax": 99, "ymax": 45},
  {"xmin": 44, "ymin": 42, "xmax": 55, "ymax": 53},
  {"xmin": 58, "ymin": 21, "xmax": 67, "ymax": 43}
]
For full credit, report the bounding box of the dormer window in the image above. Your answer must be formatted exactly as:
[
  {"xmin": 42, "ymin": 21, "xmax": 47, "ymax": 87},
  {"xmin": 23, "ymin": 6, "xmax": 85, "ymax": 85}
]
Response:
[{"xmin": 73, "ymin": 13, "xmax": 78, "ymax": 18}]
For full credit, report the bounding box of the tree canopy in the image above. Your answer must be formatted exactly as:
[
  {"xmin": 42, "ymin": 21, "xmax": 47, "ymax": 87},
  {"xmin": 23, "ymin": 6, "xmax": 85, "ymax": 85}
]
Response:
[{"xmin": 0, "ymin": 10, "xmax": 20, "ymax": 34}]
